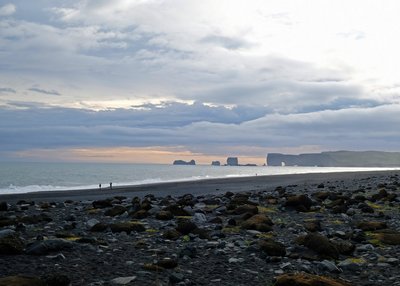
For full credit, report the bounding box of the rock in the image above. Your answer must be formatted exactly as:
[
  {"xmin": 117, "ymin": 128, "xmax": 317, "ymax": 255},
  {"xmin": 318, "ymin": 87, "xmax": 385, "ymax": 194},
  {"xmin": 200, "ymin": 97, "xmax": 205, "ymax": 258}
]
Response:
[
  {"xmin": 259, "ymin": 239, "xmax": 286, "ymax": 256},
  {"xmin": 165, "ymin": 204, "xmax": 191, "ymax": 216},
  {"xmin": 232, "ymin": 204, "xmax": 259, "ymax": 215},
  {"xmin": 319, "ymin": 260, "xmax": 341, "ymax": 273},
  {"xmin": 179, "ymin": 245, "xmax": 197, "ymax": 258},
  {"xmin": 86, "ymin": 218, "xmax": 100, "ymax": 229},
  {"xmin": 110, "ymin": 222, "xmax": 145, "ymax": 234},
  {"xmin": 304, "ymin": 220, "xmax": 322, "ymax": 232},
  {"xmin": 285, "ymin": 195, "xmax": 313, "ymax": 212},
  {"xmin": 176, "ymin": 220, "xmax": 198, "ymax": 235},
  {"xmin": 43, "ymin": 274, "xmax": 71, "ymax": 286},
  {"xmin": 110, "ymin": 276, "xmax": 137, "ymax": 285},
  {"xmin": 338, "ymin": 257, "xmax": 367, "ymax": 271},
  {"xmin": 0, "ymin": 276, "xmax": 45, "ymax": 286},
  {"xmin": 0, "ymin": 202, "xmax": 8, "ymax": 211},
  {"xmin": 90, "ymin": 223, "xmax": 108, "ymax": 232},
  {"xmin": 155, "ymin": 210, "xmax": 173, "ymax": 220},
  {"xmin": 25, "ymin": 239, "xmax": 74, "ymax": 255},
  {"xmin": 162, "ymin": 229, "xmax": 181, "ymax": 240},
  {"xmin": 130, "ymin": 209, "xmax": 148, "ymax": 219},
  {"xmin": 333, "ymin": 240, "xmax": 355, "ymax": 255},
  {"xmin": 169, "ymin": 272, "xmax": 184, "ymax": 283},
  {"xmin": 374, "ymin": 230, "xmax": 400, "ymax": 245},
  {"xmin": 192, "ymin": 212, "xmax": 207, "ymax": 224},
  {"xmin": 104, "ymin": 206, "xmax": 127, "ymax": 217},
  {"xmin": 356, "ymin": 221, "xmax": 387, "ymax": 231},
  {"xmin": 301, "ymin": 233, "xmax": 339, "ymax": 259},
  {"xmin": 173, "ymin": 159, "xmax": 195, "ymax": 165},
  {"xmin": 92, "ymin": 199, "xmax": 113, "ymax": 209},
  {"xmin": 275, "ymin": 273, "xmax": 351, "ymax": 286},
  {"xmin": 0, "ymin": 233, "xmax": 24, "ymax": 255},
  {"xmin": 241, "ymin": 214, "xmax": 273, "ymax": 232},
  {"xmin": 156, "ymin": 258, "xmax": 178, "ymax": 269}
]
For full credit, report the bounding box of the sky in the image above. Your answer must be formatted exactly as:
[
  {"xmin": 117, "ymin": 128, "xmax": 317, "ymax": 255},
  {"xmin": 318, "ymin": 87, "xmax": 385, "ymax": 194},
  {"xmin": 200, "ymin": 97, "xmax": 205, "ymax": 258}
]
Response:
[{"xmin": 1, "ymin": 0, "xmax": 400, "ymax": 164}]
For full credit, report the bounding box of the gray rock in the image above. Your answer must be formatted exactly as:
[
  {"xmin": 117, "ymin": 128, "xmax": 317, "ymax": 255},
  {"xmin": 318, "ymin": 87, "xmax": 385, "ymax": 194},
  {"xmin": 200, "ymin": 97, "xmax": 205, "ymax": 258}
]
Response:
[
  {"xmin": 26, "ymin": 239, "xmax": 74, "ymax": 255},
  {"xmin": 110, "ymin": 276, "xmax": 137, "ymax": 285},
  {"xmin": 86, "ymin": 218, "xmax": 100, "ymax": 229},
  {"xmin": 192, "ymin": 213, "xmax": 207, "ymax": 224},
  {"xmin": 319, "ymin": 260, "xmax": 341, "ymax": 273}
]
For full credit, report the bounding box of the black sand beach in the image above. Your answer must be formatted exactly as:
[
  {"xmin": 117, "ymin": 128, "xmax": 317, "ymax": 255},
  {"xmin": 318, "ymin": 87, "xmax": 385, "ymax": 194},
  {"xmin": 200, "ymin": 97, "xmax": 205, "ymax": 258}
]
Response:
[{"xmin": 1, "ymin": 170, "xmax": 400, "ymax": 285}]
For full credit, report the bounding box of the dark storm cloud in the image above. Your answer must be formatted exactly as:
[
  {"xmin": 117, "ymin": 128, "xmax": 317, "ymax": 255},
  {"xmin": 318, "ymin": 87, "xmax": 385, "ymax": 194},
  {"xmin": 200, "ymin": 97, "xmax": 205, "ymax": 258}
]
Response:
[
  {"xmin": 28, "ymin": 88, "xmax": 61, "ymax": 96},
  {"xmin": 0, "ymin": 87, "xmax": 16, "ymax": 93}
]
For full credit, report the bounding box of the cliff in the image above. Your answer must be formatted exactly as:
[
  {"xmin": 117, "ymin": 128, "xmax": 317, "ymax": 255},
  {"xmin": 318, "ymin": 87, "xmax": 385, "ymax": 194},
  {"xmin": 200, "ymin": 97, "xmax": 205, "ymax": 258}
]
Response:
[{"xmin": 267, "ymin": 151, "xmax": 400, "ymax": 167}]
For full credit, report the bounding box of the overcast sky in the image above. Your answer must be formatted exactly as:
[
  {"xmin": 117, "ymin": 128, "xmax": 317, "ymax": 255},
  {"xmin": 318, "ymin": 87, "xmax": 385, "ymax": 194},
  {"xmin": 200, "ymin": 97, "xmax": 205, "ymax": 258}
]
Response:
[{"xmin": 1, "ymin": 0, "xmax": 400, "ymax": 164}]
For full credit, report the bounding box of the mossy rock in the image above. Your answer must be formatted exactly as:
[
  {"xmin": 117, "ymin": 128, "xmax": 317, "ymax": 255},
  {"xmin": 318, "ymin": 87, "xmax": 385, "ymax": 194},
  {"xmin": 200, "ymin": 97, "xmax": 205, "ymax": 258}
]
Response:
[
  {"xmin": 357, "ymin": 221, "xmax": 387, "ymax": 231},
  {"xmin": 259, "ymin": 239, "xmax": 286, "ymax": 256},
  {"xmin": 0, "ymin": 276, "xmax": 45, "ymax": 286},
  {"xmin": 241, "ymin": 214, "xmax": 273, "ymax": 232},
  {"xmin": 275, "ymin": 273, "xmax": 352, "ymax": 286}
]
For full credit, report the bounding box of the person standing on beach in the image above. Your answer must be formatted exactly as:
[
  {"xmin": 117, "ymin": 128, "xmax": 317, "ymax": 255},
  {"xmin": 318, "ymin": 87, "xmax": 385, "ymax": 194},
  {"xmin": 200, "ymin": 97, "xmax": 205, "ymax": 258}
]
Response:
[
  {"xmin": 99, "ymin": 184, "xmax": 101, "ymax": 190},
  {"xmin": 110, "ymin": 182, "xmax": 112, "ymax": 189}
]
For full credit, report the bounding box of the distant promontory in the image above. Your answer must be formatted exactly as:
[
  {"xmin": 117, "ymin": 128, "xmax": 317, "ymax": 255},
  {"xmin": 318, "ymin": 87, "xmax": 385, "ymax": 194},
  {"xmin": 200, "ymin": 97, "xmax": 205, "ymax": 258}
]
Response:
[
  {"xmin": 173, "ymin": 159, "xmax": 196, "ymax": 165},
  {"xmin": 267, "ymin": 151, "xmax": 400, "ymax": 167}
]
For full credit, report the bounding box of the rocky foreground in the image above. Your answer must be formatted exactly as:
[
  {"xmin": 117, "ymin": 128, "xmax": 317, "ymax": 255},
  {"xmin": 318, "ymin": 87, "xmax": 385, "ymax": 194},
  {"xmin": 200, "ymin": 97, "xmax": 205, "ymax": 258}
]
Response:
[{"xmin": 1, "ymin": 172, "xmax": 400, "ymax": 285}]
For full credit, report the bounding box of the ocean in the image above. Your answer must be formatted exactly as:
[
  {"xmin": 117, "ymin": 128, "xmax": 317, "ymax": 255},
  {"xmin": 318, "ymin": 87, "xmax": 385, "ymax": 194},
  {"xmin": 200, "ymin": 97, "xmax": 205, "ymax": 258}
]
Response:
[{"xmin": 0, "ymin": 162, "xmax": 398, "ymax": 195}]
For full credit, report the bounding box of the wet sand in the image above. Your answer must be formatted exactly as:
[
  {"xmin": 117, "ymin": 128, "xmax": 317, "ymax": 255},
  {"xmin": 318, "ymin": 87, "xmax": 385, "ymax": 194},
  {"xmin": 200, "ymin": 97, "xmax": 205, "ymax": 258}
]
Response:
[{"xmin": 1, "ymin": 170, "xmax": 398, "ymax": 203}]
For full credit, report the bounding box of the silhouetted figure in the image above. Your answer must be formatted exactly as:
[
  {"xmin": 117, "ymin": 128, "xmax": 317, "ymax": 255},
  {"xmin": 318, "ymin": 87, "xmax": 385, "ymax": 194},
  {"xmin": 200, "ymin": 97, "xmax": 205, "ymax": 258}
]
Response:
[
  {"xmin": 110, "ymin": 182, "xmax": 112, "ymax": 189},
  {"xmin": 99, "ymin": 184, "xmax": 101, "ymax": 190}
]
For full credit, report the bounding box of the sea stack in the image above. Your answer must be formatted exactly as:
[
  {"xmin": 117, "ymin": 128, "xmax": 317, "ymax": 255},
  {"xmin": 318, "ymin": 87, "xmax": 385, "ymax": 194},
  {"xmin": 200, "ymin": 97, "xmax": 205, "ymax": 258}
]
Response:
[
  {"xmin": 226, "ymin": 157, "xmax": 239, "ymax": 166},
  {"xmin": 173, "ymin": 160, "xmax": 196, "ymax": 165},
  {"xmin": 211, "ymin": 161, "xmax": 221, "ymax": 166}
]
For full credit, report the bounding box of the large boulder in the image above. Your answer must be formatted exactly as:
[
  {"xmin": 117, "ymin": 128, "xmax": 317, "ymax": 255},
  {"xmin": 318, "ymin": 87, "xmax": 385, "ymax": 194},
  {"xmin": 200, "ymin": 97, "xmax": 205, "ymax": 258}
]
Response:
[
  {"xmin": 241, "ymin": 214, "xmax": 273, "ymax": 232},
  {"xmin": 284, "ymin": 195, "xmax": 313, "ymax": 212},
  {"xmin": 104, "ymin": 206, "xmax": 127, "ymax": 217},
  {"xmin": 356, "ymin": 221, "xmax": 387, "ymax": 231},
  {"xmin": 259, "ymin": 239, "xmax": 286, "ymax": 256},
  {"xmin": 300, "ymin": 233, "xmax": 339, "ymax": 259}
]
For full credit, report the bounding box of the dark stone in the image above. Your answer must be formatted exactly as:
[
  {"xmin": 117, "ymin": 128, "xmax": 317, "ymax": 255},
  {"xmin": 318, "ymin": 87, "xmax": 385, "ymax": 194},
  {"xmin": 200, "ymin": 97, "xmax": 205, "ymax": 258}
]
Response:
[
  {"xmin": 301, "ymin": 233, "xmax": 339, "ymax": 259},
  {"xmin": 25, "ymin": 239, "xmax": 74, "ymax": 255},
  {"xmin": 92, "ymin": 199, "xmax": 113, "ymax": 209},
  {"xmin": 156, "ymin": 210, "xmax": 174, "ymax": 220},
  {"xmin": 90, "ymin": 223, "xmax": 108, "ymax": 232},
  {"xmin": 275, "ymin": 273, "xmax": 351, "ymax": 286},
  {"xmin": 104, "ymin": 205, "xmax": 127, "ymax": 217},
  {"xmin": 357, "ymin": 221, "xmax": 387, "ymax": 231},
  {"xmin": 0, "ymin": 202, "xmax": 8, "ymax": 211},
  {"xmin": 0, "ymin": 276, "xmax": 45, "ymax": 286},
  {"xmin": 169, "ymin": 272, "xmax": 184, "ymax": 284},
  {"xmin": 209, "ymin": 217, "xmax": 223, "ymax": 224},
  {"xmin": 156, "ymin": 258, "xmax": 178, "ymax": 269},
  {"xmin": 130, "ymin": 209, "xmax": 149, "ymax": 219},
  {"xmin": 43, "ymin": 274, "xmax": 71, "ymax": 286},
  {"xmin": 179, "ymin": 245, "xmax": 197, "ymax": 258},
  {"xmin": 176, "ymin": 220, "xmax": 198, "ymax": 235},
  {"xmin": 164, "ymin": 204, "xmax": 190, "ymax": 216},
  {"xmin": 162, "ymin": 229, "xmax": 181, "ymax": 240},
  {"xmin": 110, "ymin": 222, "xmax": 145, "ymax": 234},
  {"xmin": 259, "ymin": 239, "xmax": 286, "ymax": 256},
  {"xmin": 285, "ymin": 195, "xmax": 313, "ymax": 212},
  {"xmin": 304, "ymin": 220, "xmax": 322, "ymax": 232},
  {"xmin": 241, "ymin": 214, "xmax": 273, "ymax": 232},
  {"xmin": 0, "ymin": 233, "xmax": 24, "ymax": 255},
  {"xmin": 232, "ymin": 204, "xmax": 259, "ymax": 215}
]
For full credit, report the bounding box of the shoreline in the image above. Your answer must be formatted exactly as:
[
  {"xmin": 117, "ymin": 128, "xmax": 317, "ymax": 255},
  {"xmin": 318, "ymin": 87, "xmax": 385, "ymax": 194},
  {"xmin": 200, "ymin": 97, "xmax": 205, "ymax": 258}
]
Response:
[{"xmin": 1, "ymin": 169, "xmax": 399, "ymax": 202}]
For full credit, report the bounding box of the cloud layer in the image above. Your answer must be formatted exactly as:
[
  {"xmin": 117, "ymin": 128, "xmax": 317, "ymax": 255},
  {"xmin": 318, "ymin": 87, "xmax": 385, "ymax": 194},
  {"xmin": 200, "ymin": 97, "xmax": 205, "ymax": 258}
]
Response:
[{"xmin": 1, "ymin": 1, "xmax": 400, "ymax": 161}]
